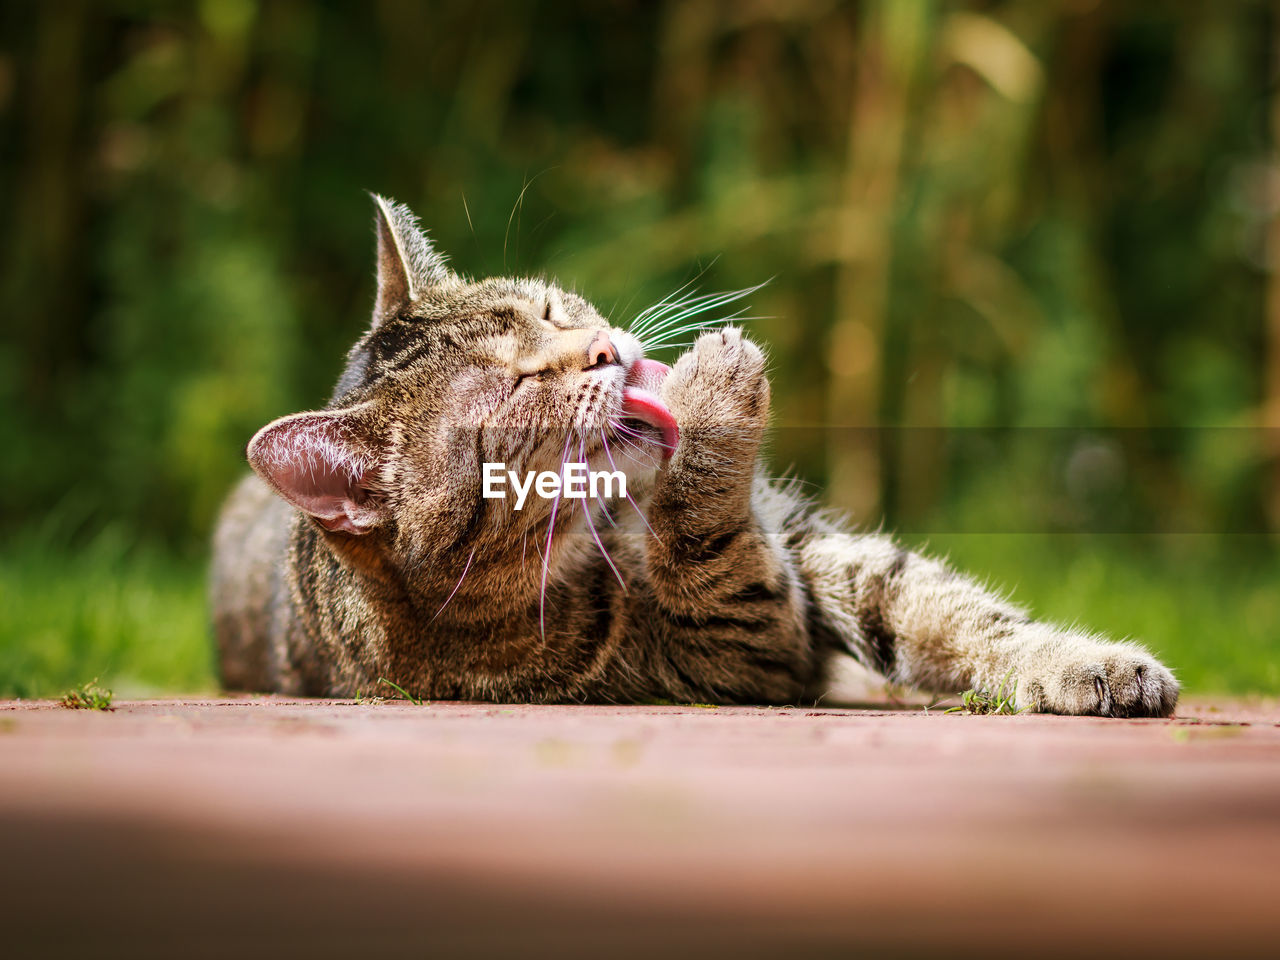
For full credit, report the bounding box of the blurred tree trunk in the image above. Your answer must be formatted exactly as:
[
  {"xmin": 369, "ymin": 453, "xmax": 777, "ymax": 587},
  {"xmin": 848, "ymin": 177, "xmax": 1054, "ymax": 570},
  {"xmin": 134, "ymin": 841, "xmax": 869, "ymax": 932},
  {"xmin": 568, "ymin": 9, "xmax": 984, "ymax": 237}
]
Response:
[
  {"xmin": 652, "ymin": 0, "xmax": 716, "ymax": 196},
  {"xmin": 1267, "ymin": 13, "xmax": 1280, "ymax": 532},
  {"xmin": 827, "ymin": 1, "xmax": 933, "ymax": 521},
  {"xmin": 6, "ymin": 0, "xmax": 92, "ymax": 404}
]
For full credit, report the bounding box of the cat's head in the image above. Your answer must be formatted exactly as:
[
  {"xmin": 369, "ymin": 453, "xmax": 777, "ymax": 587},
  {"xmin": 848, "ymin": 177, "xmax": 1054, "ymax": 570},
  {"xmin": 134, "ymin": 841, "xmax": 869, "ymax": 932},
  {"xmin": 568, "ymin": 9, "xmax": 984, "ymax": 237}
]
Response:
[{"xmin": 246, "ymin": 196, "xmax": 676, "ymax": 560}]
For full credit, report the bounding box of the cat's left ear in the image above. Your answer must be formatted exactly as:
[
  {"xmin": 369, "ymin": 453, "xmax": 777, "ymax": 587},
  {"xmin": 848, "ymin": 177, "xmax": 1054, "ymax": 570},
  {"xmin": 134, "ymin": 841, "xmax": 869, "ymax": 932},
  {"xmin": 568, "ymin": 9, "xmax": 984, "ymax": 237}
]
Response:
[
  {"xmin": 371, "ymin": 193, "xmax": 454, "ymax": 328},
  {"xmin": 247, "ymin": 406, "xmax": 388, "ymax": 535}
]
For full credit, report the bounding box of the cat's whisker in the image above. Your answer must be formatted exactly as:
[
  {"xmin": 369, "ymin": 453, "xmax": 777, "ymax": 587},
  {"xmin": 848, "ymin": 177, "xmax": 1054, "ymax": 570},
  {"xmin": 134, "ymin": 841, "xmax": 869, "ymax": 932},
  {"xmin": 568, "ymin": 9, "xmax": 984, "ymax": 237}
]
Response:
[
  {"xmin": 631, "ymin": 282, "xmax": 768, "ymax": 342},
  {"xmin": 611, "ymin": 425, "xmax": 662, "ymax": 461},
  {"xmin": 611, "ymin": 435, "xmax": 662, "ymax": 474},
  {"xmin": 624, "ymin": 491, "xmax": 658, "ymax": 541},
  {"xmin": 578, "ymin": 435, "xmax": 626, "ymax": 592},
  {"xmin": 631, "ymin": 293, "xmax": 702, "ymax": 340},
  {"xmin": 597, "ymin": 495, "xmax": 617, "ymax": 526},
  {"xmin": 431, "ymin": 547, "xmax": 476, "ymax": 623},
  {"xmin": 631, "ymin": 296, "xmax": 684, "ymax": 329},
  {"xmin": 629, "ymin": 263, "xmax": 719, "ymax": 337},
  {"xmin": 611, "ymin": 423, "xmax": 648, "ymax": 442},
  {"xmin": 638, "ymin": 311, "xmax": 772, "ymax": 352},
  {"xmin": 631, "ymin": 290, "xmax": 738, "ymax": 341},
  {"xmin": 598, "ymin": 427, "xmax": 658, "ymax": 542},
  {"xmin": 634, "ymin": 293, "xmax": 729, "ymax": 336},
  {"xmin": 596, "ymin": 429, "xmax": 619, "ymax": 527},
  {"xmin": 609, "ymin": 425, "xmax": 657, "ymax": 457},
  {"xmin": 629, "ymin": 270, "xmax": 743, "ymax": 337},
  {"xmin": 600, "ymin": 427, "xmax": 621, "ymax": 472},
  {"xmin": 531, "ymin": 524, "xmax": 546, "ymax": 566},
  {"xmin": 503, "ymin": 167, "xmax": 554, "ymax": 271},
  {"xmin": 611, "ymin": 419, "xmax": 664, "ymax": 449},
  {"xmin": 639, "ymin": 325, "xmax": 727, "ymax": 350},
  {"xmin": 631, "ymin": 293, "xmax": 720, "ymax": 340},
  {"xmin": 619, "ymin": 446, "xmax": 661, "ymax": 473},
  {"xmin": 539, "ymin": 431, "xmax": 574, "ymax": 643},
  {"xmin": 637, "ymin": 323, "xmax": 720, "ymax": 349},
  {"xmin": 643, "ymin": 305, "xmax": 761, "ymax": 339}
]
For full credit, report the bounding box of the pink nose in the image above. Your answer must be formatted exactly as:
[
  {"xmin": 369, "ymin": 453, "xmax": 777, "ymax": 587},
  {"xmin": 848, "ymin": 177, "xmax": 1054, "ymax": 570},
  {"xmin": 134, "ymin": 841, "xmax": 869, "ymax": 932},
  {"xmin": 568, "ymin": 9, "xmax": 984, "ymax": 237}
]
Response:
[{"xmin": 587, "ymin": 331, "xmax": 619, "ymax": 368}]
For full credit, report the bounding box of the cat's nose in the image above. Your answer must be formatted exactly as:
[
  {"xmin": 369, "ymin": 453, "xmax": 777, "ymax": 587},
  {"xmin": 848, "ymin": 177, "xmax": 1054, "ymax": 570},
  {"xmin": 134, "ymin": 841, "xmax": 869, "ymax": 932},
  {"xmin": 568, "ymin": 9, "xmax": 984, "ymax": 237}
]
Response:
[{"xmin": 586, "ymin": 330, "xmax": 620, "ymax": 368}]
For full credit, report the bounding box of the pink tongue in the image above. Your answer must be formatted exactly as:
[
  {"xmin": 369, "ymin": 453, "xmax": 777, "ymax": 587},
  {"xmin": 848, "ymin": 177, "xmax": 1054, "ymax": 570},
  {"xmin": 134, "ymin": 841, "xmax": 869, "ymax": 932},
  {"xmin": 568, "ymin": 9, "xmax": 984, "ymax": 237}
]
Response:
[{"xmin": 621, "ymin": 358, "xmax": 679, "ymax": 456}]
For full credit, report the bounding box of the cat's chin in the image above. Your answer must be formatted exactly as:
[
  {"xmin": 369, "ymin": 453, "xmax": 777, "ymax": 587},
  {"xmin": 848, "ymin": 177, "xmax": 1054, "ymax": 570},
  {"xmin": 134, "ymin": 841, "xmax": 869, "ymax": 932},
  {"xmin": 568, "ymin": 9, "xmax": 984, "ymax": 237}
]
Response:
[{"xmin": 621, "ymin": 359, "xmax": 679, "ymax": 455}]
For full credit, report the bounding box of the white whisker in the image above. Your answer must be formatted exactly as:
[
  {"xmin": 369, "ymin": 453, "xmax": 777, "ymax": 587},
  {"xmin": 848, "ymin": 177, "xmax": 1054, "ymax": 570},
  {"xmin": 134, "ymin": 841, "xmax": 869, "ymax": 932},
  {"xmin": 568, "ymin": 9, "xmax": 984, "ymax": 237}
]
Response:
[
  {"xmin": 539, "ymin": 431, "xmax": 573, "ymax": 643},
  {"xmin": 431, "ymin": 547, "xmax": 476, "ymax": 622},
  {"xmin": 632, "ymin": 282, "xmax": 768, "ymax": 342},
  {"xmin": 578, "ymin": 435, "xmax": 626, "ymax": 592}
]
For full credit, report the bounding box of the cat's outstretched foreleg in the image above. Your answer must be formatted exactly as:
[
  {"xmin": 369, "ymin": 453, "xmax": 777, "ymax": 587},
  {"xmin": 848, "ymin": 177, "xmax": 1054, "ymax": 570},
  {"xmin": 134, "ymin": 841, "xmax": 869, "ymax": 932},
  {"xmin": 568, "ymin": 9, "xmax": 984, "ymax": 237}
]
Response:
[{"xmin": 798, "ymin": 528, "xmax": 1179, "ymax": 716}]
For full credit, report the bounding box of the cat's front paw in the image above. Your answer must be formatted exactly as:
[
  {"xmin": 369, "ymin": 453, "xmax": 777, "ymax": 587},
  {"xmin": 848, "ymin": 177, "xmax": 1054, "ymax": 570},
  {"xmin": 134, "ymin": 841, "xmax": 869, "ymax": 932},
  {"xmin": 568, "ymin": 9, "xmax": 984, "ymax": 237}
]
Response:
[
  {"xmin": 649, "ymin": 328, "xmax": 767, "ymax": 525},
  {"xmin": 661, "ymin": 326, "xmax": 769, "ymax": 434},
  {"xmin": 1020, "ymin": 637, "xmax": 1179, "ymax": 718}
]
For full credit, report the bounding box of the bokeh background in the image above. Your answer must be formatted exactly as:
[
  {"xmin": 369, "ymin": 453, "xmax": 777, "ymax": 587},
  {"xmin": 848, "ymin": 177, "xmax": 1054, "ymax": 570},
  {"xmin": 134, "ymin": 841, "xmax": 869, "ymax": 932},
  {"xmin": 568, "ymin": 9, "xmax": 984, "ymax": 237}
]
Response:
[{"xmin": 2, "ymin": 0, "xmax": 1278, "ymax": 697}]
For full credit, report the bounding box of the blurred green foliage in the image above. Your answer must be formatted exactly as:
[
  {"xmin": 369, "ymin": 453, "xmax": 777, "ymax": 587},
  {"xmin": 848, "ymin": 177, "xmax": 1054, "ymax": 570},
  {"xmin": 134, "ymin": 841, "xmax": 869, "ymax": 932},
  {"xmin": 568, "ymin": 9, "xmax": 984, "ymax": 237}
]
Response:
[
  {"xmin": 0, "ymin": 521, "xmax": 213, "ymax": 699},
  {"xmin": 1, "ymin": 1, "xmax": 1277, "ymax": 696}
]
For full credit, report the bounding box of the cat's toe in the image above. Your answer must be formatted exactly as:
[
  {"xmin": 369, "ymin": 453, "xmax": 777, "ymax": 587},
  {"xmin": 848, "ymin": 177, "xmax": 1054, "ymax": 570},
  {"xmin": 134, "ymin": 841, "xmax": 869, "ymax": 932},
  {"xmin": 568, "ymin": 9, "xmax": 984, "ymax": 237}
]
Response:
[
  {"xmin": 1034, "ymin": 644, "xmax": 1178, "ymax": 718},
  {"xmin": 693, "ymin": 326, "xmax": 765, "ymax": 379},
  {"xmin": 1102, "ymin": 650, "xmax": 1179, "ymax": 717},
  {"xmin": 664, "ymin": 326, "xmax": 769, "ymax": 423}
]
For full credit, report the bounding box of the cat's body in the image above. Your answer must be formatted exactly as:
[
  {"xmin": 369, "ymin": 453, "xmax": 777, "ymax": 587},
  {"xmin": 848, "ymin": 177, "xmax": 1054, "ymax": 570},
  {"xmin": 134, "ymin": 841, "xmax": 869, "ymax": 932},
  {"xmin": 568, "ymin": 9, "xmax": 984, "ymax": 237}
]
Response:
[{"xmin": 211, "ymin": 197, "xmax": 1178, "ymax": 715}]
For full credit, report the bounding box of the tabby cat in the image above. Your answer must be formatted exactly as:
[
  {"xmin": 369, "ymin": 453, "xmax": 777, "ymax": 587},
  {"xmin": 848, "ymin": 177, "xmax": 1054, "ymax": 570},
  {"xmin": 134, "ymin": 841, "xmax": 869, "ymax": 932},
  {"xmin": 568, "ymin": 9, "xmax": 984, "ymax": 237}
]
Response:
[{"xmin": 211, "ymin": 196, "xmax": 1178, "ymax": 716}]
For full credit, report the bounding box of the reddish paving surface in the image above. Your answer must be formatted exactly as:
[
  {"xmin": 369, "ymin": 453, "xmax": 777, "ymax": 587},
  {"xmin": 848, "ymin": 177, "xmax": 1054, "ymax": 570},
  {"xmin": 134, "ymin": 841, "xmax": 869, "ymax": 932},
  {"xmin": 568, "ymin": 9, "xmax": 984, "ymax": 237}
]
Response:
[{"xmin": 1, "ymin": 695, "xmax": 1278, "ymax": 959}]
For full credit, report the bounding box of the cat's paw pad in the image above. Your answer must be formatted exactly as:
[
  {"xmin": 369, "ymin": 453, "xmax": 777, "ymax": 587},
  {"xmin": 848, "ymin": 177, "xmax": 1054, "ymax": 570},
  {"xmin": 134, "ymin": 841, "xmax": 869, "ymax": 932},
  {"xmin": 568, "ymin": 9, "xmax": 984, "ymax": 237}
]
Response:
[{"xmin": 1027, "ymin": 643, "xmax": 1178, "ymax": 718}]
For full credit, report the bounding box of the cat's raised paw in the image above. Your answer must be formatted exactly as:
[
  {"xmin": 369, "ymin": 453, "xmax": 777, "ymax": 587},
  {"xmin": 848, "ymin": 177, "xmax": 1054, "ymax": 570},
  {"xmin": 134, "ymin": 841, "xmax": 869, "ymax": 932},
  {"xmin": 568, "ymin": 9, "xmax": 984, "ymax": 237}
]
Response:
[{"xmin": 662, "ymin": 326, "xmax": 769, "ymax": 426}]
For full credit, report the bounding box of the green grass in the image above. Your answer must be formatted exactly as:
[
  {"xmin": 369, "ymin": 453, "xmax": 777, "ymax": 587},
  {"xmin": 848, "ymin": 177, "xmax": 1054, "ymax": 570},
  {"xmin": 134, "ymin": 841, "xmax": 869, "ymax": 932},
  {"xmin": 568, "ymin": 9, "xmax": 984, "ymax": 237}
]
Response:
[
  {"xmin": 376, "ymin": 677, "xmax": 426, "ymax": 705},
  {"xmin": 905, "ymin": 533, "xmax": 1280, "ymax": 696},
  {"xmin": 59, "ymin": 678, "xmax": 114, "ymax": 710},
  {"xmin": 0, "ymin": 527, "xmax": 214, "ymax": 699},
  {"xmin": 945, "ymin": 671, "xmax": 1027, "ymax": 716},
  {"xmin": 1, "ymin": 528, "xmax": 1276, "ymax": 700}
]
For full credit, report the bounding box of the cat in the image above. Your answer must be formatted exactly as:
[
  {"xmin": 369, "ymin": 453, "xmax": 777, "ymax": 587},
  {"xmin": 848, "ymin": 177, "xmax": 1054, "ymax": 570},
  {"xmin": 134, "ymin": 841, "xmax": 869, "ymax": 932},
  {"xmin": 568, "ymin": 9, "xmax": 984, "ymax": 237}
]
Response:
[{"xmin": 210, "ymin": 195, "xmax": 1179, "ymax": 716}]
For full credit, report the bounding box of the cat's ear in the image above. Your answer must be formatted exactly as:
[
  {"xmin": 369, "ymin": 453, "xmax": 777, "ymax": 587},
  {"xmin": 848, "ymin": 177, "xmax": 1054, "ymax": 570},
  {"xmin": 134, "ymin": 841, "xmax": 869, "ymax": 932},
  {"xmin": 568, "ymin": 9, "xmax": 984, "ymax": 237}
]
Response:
[
  {"xmin": 248, "ymin": 408, "xmax": 387, "ymax": 535},
  {"xmin": 371, "ymin": 193, "xmax": 454, "ymax": 327}
]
